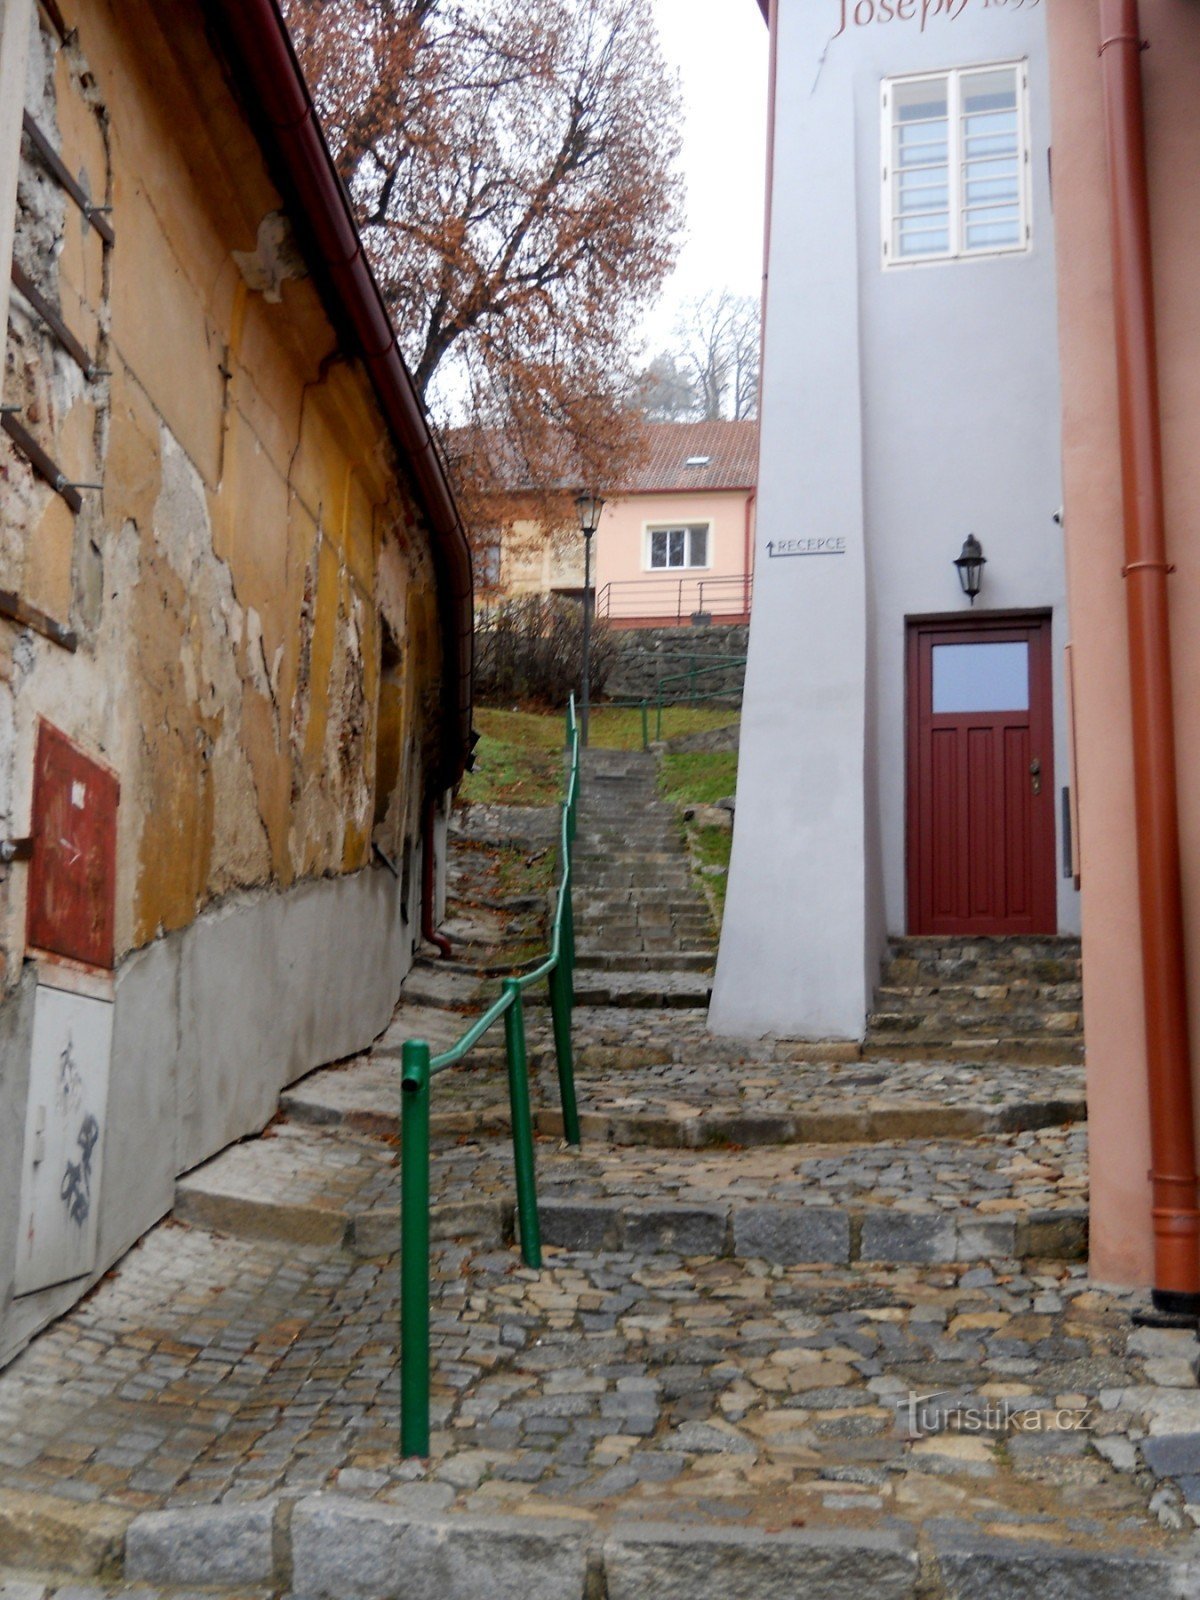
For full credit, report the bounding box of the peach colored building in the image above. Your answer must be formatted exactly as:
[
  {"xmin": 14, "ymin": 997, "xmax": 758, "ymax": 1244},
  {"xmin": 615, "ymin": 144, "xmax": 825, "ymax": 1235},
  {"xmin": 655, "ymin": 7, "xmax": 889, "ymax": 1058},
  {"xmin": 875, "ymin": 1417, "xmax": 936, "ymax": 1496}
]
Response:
[
  {"xmin": 1048, "ymin": 1, "xmax": 1200, "ymax": 1301},
  {"xmin": 594, "ymin": 421, "xmax": 757, "ymax": 627},
  {"xmin": 496, "ymin": 421, "xmax": 758, "ymax": 627}
]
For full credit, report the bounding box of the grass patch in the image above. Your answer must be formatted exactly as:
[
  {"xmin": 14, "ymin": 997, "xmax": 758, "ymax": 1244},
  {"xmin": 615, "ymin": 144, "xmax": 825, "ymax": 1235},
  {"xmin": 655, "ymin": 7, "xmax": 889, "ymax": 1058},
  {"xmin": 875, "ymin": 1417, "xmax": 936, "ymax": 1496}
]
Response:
[
  {"xmin": 587, "ymin": 703, "xmax": 739, "ymax": 750},
  {"xmin": 459, "ymin": 708, "xmax": 566, "ymax": 806},
  {"xmin": 493, "ymin": 844, "xmax": 556, "ymax": 901},
  {"xmin": 691, "ymin": 824, "xmax": 732, "ymax": 919},
  {"xmin": 657, "ymin": 748, "xmax": 738, "ymax": 928},
  {"xmin": 659, "ymin": 750, "xmax": 738, "ymax": 808}
]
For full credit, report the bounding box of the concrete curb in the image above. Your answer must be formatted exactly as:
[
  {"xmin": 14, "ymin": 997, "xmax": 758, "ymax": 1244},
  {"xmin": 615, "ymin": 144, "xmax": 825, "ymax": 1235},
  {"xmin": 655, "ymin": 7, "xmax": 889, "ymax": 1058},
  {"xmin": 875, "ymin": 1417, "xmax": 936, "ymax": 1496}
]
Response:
[{"xmin": 110, "ymin": 1499, "xmax": 1200, "ymax": 1599}]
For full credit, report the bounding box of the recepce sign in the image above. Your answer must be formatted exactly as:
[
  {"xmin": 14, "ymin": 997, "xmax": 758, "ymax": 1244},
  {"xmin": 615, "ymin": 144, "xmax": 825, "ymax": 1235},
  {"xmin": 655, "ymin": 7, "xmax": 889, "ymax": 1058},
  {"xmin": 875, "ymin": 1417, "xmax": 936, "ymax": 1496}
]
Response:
[{"xmin": 766, "ymin": 537, "xmax": 847, "ymax": 558}]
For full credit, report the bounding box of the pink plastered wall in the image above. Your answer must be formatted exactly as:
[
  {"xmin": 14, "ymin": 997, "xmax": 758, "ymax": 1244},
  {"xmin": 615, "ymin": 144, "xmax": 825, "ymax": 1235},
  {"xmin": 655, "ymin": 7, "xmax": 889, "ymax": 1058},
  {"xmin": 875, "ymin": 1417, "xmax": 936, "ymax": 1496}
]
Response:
[
  {"xmin": 1048, "ymin": 0, "xmax": 1200, "ymax": 1286},
  {"xmin": 593, "ymin": 489, "xmax": 755, "ymax": 623}
]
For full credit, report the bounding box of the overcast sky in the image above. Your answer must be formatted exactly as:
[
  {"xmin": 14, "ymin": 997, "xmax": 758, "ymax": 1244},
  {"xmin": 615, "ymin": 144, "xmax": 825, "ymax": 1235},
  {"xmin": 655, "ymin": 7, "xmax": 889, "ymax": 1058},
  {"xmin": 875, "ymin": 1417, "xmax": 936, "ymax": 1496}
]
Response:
[{"xmin": 638, "ymin": 0, "xmax": 769, "ymax": 357}]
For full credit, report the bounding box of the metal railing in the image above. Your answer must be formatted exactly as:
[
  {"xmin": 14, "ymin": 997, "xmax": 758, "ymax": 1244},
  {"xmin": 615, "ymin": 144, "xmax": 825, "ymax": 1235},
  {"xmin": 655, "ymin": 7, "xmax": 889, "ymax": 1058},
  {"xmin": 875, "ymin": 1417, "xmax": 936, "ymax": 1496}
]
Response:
[
  {"xmin": 595, "ymin": 573, "xmax": 753, "ymax": 623},
  {"xmin": 600, "ymin": 657, "xmax": 748, "ymax": 749},
  {"xmin": 399, "ymin": 698, "xmax": 582, "ymax": 1457}
]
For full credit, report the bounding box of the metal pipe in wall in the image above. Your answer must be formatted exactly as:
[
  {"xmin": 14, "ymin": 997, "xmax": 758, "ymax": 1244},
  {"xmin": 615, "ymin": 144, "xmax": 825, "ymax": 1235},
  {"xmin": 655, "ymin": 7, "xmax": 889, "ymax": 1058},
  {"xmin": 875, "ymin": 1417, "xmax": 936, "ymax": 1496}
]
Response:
[
  {"xmin": 421, "ymin": 797, "xmax": 452, "ymax": 960},
  {"xmin": 1098, "ymin": 0, "xmax": 1200, "ymax": 1314}
]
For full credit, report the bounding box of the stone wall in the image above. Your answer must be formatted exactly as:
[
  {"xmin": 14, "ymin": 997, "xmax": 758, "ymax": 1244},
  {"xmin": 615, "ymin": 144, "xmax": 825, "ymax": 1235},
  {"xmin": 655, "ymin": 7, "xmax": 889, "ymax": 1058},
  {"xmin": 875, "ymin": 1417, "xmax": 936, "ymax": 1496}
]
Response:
[
  {"xmin": 605, "ymin": 624, "xmax": 749, "ymax": 701},
  {"xmin": 0, "ymin": 0, "xmax": 448, "ymax": 1364}
]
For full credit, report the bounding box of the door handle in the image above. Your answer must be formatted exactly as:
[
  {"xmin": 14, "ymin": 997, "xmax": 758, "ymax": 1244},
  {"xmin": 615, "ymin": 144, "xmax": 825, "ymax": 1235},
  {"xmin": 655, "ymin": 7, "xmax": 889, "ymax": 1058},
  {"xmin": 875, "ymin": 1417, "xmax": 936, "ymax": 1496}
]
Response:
[{"xmin": 1030, "ymin": 758, "xmax": 1042, "ymax": 796}]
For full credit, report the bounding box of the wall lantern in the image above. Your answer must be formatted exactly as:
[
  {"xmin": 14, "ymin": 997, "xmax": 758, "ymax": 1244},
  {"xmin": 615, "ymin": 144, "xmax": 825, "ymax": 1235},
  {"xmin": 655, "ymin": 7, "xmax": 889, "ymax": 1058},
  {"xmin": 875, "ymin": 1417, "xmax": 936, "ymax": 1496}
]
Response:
[{"xmin": 954, "ymin": 534, "xmax": 986, "ymax": 604}]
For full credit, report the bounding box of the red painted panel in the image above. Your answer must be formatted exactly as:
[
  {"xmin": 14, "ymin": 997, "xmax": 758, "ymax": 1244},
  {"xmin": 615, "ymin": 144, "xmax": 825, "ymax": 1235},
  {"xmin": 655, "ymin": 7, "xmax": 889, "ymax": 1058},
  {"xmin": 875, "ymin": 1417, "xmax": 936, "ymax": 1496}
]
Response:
[
  {"xmin": 26, "ymin": 722, "xmax": 119, "ymax": 970},
  {"xmin": 966, "ymin": 725, "xmax": 995, "ymax": 920},
  {"xmin": 1004, "ymin": 724, "xmax": 1031, "ymax": 917},
  {"xmin": 906, "ymin": 615, "xmax": 1056, "ymax": 935},
  {"xmin": 930, "ymin": 727, "xmax": 957, "ymax": 918}
]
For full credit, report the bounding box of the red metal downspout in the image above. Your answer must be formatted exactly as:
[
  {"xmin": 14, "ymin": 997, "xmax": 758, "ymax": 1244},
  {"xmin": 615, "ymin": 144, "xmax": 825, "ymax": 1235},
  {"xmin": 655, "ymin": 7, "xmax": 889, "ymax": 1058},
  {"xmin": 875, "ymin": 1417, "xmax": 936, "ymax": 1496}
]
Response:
[
  {"xmin": 1098, "ymin": 0, "xmax": 1200, "ymax": 1315},
  {"xmin": 206, "ymin": 0, "xmax": 474, "ymax": 795},
  {"xmin": 421, "ymin": 798, "xmax": 452, "ymax": 960},
  {"xmin": 742, "ymin": 489, "xmax": 756, "ymax": 621}
]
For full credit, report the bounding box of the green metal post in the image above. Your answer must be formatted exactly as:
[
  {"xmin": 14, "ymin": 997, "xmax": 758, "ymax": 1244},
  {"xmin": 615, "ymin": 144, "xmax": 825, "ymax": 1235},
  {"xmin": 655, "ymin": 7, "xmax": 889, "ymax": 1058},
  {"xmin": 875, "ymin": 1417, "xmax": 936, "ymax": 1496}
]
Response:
[
  {"xmin": 549, "ymin": 957, "xmax": 581, "ymax": 1147},
  {"xmin": 400, "ymin": 1039, "xmax": 431, "ymax": 1457},
  {"xmin": 641, "ymin": 699, "xmax": 649, "ymax": 752},
  {"xmin": 563, "ymin": 880, "xmax": 576, "ymax": 1001},
  {"xmin": 656, "ymin": 685, "xmax": 663, "ymax": 743},
  {"xmin": 503, "ymin": 981, "xmax": 542, "ymax": 1266}
]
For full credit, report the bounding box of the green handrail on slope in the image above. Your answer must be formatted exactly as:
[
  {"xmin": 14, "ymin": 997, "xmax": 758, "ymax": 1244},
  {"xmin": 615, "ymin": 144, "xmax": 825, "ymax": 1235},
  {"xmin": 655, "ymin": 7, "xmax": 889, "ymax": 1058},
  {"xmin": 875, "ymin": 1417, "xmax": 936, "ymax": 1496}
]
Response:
[
  {"xmin": 400, "ymin": 696, "xmax": 581, "ymax": 1457},
  {"xmin": 603, "ymin": 655, "xmax": 748, "ymax": 750}
]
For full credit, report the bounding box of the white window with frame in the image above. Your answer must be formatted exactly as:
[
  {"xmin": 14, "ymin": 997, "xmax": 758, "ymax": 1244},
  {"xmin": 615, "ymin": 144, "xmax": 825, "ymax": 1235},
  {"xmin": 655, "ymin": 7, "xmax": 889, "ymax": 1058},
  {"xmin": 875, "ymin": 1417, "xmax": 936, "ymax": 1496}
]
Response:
[
  {"xmin": 647, "ymin": 523, "xmax": 709, "ymax": 571},
  {"xmin": 882, "ymin": 62, "xmax": 1030, "ymax": 267}
]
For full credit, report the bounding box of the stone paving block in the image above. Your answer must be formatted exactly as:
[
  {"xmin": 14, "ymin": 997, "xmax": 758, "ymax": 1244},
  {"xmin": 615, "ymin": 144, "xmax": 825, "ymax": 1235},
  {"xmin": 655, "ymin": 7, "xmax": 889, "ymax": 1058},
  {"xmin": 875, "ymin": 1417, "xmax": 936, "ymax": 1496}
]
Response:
[
  {"xmin": 125, "ymin": 1499, "xmax": 277, "ymax": 1588},
  {"xmin": 0, "ymin": 1492, "xmax": 129, "ymax": 1581},
  {"xmin": 732, "ymin": 1204, "xmax": 851, "ymax": 1264},
  {"xmin": 602, "ymin": 1522, "xmax": 919, "ymax": 1600},
  {"xmin": 929, "ymin": 1522, "xmax": 1194, "ymax": 1598},
  {"xmin": 1016, "ymin": 1208, "xmax": 1089, "ymax": 1260},
  {"xmin": 859, "ymin": 1211, "xmax": 957, "ymax": 1263},
  {"xmin": 289, "ymin": 1495, "xmax": 590, "ymax": 1600},
  {"xmin": 623, "ymin": 1205, "xmax": 727, "ymax": 1255},
  {"xmin": 954, "ymin": 1216, "xmax": 1017, "ymax": 1259},
  {"xmin": 533, "ymin": 1200, "xmax": 622, "ymax": 1252},
  {"xmin": 0, "ymin": 1582, "xmax": 49, "ymax": 1599},
  {"xmin": 1142, "ymin": 1434, "xmax": 1200, "ymax": 1477}
]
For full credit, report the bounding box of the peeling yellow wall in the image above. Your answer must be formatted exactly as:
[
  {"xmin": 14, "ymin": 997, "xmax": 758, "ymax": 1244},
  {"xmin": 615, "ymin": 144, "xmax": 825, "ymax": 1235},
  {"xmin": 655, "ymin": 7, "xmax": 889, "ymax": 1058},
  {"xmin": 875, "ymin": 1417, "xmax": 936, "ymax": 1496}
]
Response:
[{"xmin": 0, "ymin": 0, "xmax": 444, "ymax": 968}]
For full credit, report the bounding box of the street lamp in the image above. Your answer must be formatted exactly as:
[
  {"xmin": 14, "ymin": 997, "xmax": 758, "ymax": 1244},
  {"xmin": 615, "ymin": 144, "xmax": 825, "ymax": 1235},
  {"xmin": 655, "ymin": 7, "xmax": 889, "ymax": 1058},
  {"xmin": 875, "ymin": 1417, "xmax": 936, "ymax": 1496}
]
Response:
[
  {"xmin": 575, "ymin": 489, "xmax": 605, "ymax": 746},
  {"xmin": 954, "ymin": 534, "xmax": 986, "ymax": 604}
]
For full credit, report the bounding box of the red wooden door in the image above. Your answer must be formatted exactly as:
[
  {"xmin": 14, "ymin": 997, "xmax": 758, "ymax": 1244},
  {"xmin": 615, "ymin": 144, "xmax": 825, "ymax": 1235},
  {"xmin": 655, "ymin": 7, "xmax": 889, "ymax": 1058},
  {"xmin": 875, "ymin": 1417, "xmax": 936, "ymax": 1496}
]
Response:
[{"xmin": 906, "ymin": 615, "xmax": 1056, "ymax": 936}]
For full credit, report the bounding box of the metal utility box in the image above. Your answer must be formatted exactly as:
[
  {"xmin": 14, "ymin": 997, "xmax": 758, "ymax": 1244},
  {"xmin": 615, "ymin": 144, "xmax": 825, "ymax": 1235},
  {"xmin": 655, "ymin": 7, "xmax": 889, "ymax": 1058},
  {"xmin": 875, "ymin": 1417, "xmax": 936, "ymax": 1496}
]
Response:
[
  {"xmin": 26, "ymin": 720, "xmax": 119, "ymax": 970},
  {"xmin": 14, "ymin": 979, "xmax": 114, "ymax": 1296}
]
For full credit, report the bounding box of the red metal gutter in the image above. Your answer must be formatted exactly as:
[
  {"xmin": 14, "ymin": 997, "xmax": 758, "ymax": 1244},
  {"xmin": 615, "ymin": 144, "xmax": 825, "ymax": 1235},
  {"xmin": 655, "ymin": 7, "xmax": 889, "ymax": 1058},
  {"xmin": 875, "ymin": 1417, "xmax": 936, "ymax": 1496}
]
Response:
[
  {"xmin": 742, "ymin": 488, "xmax": 755, "ymax": 619},
  {"xmin": 1098, "ymin": 0, "xmax": 1200, "ymax": 1316},
  {"xmin": 421, "ymin": 798, "xmax": 452, "ymax": 960},
  {"xmin": 206, "ymin": 0, "xmax": 473, "ymax": 790}
]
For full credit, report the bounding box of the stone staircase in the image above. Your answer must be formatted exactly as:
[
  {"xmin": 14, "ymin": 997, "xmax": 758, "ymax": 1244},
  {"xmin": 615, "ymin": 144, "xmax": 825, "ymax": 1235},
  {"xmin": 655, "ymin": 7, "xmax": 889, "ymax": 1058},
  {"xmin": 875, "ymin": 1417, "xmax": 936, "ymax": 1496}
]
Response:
[
  {"xmin": 5, "ymin": 741, "xmax": 1199, "ymax": 1599},
  {"xmin": 567, "ymin": 746, "xmax": 717, "ymax": 1002},
  {"xmin": 864, "ymin": 934, "xmax": 1084, "ymax": 1063}
]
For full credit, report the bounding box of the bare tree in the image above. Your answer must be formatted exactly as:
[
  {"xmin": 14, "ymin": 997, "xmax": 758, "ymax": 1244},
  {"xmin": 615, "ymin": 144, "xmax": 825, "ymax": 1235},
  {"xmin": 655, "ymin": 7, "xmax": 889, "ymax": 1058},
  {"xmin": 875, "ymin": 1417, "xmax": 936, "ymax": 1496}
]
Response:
[
  {"xmin": 635, "ymin": 350, "xmax": 696, "ymax": 423},
  {"xmin": 635, "ymin": 289, "xmax": 760, "ymax": 422},
  {"xmin": 284, "ymin": 0, "xmax": 684, "ymax": 545}
]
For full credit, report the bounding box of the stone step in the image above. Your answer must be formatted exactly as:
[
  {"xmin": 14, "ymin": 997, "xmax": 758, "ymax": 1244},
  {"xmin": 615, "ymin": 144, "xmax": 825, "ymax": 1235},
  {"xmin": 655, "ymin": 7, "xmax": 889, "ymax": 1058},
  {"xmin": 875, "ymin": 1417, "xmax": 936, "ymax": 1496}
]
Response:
[
  {"xmin": 873, "ymin": 981, "xmax": 1082, "ymax": 1007},
  {"xmin": 884, "ymin": 934, "xmax": 1081, "ymax": 960},
  {"xmin": 565, "ymin": 973, "xmax": 713, "ymax": 1010},
  {"xmin": 881, "ymin": 957, "xmax": 1082, "ymax": 988},
  {"xmin": 173, "ymin": 1115, "xmax": 1089, "ymax": 1269},
  {"xmin": 575, "ymin": 951, "xmax": 715, "ymax": 972},
  {"xmin": 864, "ymin": 1035, "xmax": 1084, "ymax": 1065},
  {"xmin": 866, "ymin": 1009, "xmax": 1081, "ymax": 1039},
  {"xmin": 286, "ymin": 1040, "xmax": 1085, "ymax": 1150}
]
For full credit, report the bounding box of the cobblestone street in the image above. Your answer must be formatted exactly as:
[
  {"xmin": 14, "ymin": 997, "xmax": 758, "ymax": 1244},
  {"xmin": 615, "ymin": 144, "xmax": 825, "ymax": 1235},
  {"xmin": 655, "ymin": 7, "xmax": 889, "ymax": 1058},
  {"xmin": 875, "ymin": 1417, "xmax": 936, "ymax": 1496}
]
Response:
[{"xmin": 0, "ymin": 749, "xmax": 1197, "ymax": 1597}]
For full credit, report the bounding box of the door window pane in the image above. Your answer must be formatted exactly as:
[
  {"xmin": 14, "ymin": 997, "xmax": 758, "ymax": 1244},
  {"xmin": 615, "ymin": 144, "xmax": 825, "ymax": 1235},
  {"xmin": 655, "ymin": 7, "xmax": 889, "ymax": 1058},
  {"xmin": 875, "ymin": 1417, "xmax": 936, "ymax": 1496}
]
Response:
[{"xmin": 932, "ymin": 641, "xmax": 1029, "ymax": 713}]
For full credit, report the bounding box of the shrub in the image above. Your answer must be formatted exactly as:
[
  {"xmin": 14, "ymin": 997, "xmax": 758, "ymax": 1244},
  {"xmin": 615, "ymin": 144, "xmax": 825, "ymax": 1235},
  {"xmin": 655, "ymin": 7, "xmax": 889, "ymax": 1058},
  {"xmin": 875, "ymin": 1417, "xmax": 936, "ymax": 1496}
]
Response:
[{"xmin": 474, "ymin": 595, "xmax": 617, "ymax": 706}]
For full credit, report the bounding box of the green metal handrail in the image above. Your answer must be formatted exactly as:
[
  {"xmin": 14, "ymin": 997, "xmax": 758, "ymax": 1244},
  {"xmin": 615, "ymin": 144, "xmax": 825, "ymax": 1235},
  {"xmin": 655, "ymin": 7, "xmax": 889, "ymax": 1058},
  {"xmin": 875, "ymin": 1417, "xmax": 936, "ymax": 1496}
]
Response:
[
  {"xmin": 399, "ymin": 696, "xmax": 581, "ymax": 1457},
  {"xmin": 602, "ymin": 656, "xmax": 748, "ymax": 750}
]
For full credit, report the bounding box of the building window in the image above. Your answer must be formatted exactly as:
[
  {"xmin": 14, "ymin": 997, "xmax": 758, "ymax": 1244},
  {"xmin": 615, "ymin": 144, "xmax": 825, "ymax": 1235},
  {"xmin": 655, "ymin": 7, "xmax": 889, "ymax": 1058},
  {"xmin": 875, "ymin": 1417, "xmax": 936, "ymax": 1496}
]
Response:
[
  {"xmin": 882, "ymin": 62, "xmax": 1029, "ymax": 267},
  {"xmin": 648, "ymin": 524, "xmax": 709, "ymax": 570}
]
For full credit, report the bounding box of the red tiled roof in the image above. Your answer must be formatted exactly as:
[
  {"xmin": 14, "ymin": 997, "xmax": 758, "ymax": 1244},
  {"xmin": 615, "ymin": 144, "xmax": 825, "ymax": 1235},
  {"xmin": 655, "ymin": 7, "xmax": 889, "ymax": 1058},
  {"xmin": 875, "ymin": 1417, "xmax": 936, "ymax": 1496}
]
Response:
[{"xmin": 619, "ymin": 421, "xmax": 759, "ymax": 494}]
